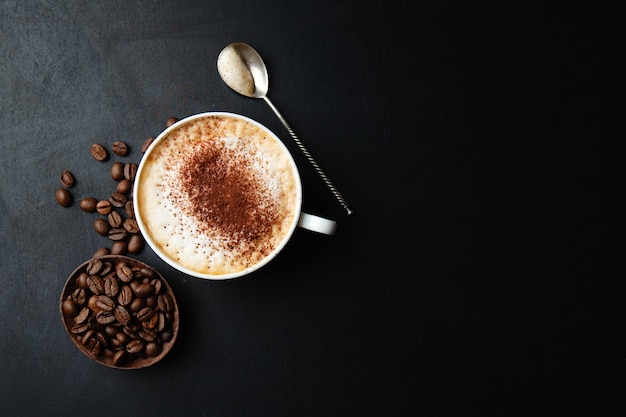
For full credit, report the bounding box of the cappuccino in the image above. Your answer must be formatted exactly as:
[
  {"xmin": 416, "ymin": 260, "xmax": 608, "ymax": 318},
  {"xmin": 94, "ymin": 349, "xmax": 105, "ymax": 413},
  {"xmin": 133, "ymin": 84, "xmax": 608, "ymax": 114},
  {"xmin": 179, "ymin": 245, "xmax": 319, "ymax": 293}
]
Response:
[{"xmin": 135, "ymin": 113, "xmax": 300, "ymax": 277}]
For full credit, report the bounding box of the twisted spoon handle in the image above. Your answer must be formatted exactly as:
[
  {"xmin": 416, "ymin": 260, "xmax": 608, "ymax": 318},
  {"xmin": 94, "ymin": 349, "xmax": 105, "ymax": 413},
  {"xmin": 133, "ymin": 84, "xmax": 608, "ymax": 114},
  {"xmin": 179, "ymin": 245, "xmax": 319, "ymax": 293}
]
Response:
[{"xmin": 262, "ymin": 96, "xmax": 353, "ymax": 216}]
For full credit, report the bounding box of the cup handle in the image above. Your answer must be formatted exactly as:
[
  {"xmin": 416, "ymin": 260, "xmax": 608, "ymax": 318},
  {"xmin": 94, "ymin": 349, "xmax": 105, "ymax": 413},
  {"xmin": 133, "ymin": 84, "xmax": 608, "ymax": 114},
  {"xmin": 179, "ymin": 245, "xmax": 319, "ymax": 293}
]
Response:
[{"xmin": 298, "ymin": 212, "xmax": 337, "ymax": 235}]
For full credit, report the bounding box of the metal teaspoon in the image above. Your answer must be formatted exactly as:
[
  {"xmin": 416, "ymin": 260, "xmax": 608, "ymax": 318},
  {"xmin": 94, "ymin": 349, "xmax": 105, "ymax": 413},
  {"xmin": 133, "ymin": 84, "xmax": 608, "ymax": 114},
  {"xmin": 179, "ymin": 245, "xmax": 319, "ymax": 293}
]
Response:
[{"xmin": 217, "ymin": 42, "xmax": 353, "ymax": 216}]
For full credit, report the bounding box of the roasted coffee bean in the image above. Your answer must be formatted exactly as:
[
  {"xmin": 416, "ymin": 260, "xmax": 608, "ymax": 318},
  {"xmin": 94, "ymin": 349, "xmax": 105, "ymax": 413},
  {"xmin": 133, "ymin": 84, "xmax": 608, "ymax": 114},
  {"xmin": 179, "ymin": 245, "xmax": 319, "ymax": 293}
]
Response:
[
  {"xmin": 127, "ymin": 234, "xmax": 143, "ymax": 254},
  {"xmin": 151, "ymin": 279, "xmax": 162, "ymax": 295},
  {"xmin": 109, "ymin": 192, "xmax": 127, "ymax": 208},
  {"xmin": 93, "ymin": 218, "xmax": 110, "ymax": 236},
  {"xmin": 110, "ymin": 162, "xmax": 125, "ymax": 180},
  {"xmin": 100, "ymin": 262, "xmax": 113, "ymax": 276},
  {"xmin": 86, "ymin": 258, "xmax": 103, "ymax": 275},
  {"xmin": 96, "ymin": 332, "xmax": 108, "ymax": 348},
  {"xmin": 87, "ymin": 295, "xmax": 100, "ymax": 312},
  {"xmin": 136, "ymin": 306, "xmax": 154, "ymax": 322},
  {"xmin": 166, "ymin": 116, "xmax": 179, "ymax": 127},
  {"xmin": 76, "ymin": 272, "xmax": 89, "ymax": 289},
  {"xmin": 110, "ymin": 241, "xmax": 127, "ymax": 255},
  {"xmin": 111, "ymin": 141, "xmax": 129, "ymax": 156},
  {"xmin": 139, "ymin": 328, "xmax": 156, "ymax": 342},
  {"xmin": 60, "ymin": 170, "xmax": 75, "ymax": 187},
  {"xmin": 157, "ymin": 313, "xmax": 166, "ymax": 332},
  {"xmin": 157, "ymin": 294, "xmax": 173, "ymax": 313},
  {"xmin": 93, "ymin": 247, "xmax": 111, "ymax": 257},
  {"xmin": 116, "ymin": 263, "xmax": 133, "ymax": 282},
  {"xmin": 71, "ymin": 323, "xmax": 89, "ymax": 334},
  {"xmin": 96, "ymin": 295, "xmax": 115, "ymax": 311},
  {"xmin": 55, "ymin": 188, "xmax": 73, "ymax": 207},
  {"xmin": 86, "ymin": 275, "xmax": 104, "ymax": 295},
  {"xmin": 62, "ymin": 297, "xmax": 78, "ymax": 316},
  {"xmin": 80, "ymin": 197, "xmax": 98, "ymax": 212},
  {"xmin": 134, "ymin": 283, "xmax": 155, "ymax": 298},
  {"xmin": 74, "ymin": 307, "xmax": 90, "ymax": 324},
  {"xmin": 145, "ymin": 342, "xmax": 161, "ymax": 357},
  {"xmin": 112, "ymin": 349, "xmax": 127, "ymax": 366},
  {"xmin": 114, "ymin": 305, "xmax": 131, "ymax": 325},
  {"xmin": 96, "ymin": 310, "xmax": 116, "ymax": 325},
  {"xmin": 71, "ymin": 288, "xmax": 86, "ymax": 305},
  {"xmin": 107, "ymin": 211, "xmax": 123, "ymax": 228},
  {"xmin": 130, "ymin": 297, "xmax": 145, "ymax": 312},
  {"xmin": 81, "ymin": 329, "xmax": 95, "ymax": 345},
  {"xmin": 108, "ymin": 227, "xmax": 127, "ymax": 241},
  {"xmin": 116, "ymin": 179, "xmax": 132, "ymax": 194},
  {"xmin": 117, "ymin": 285, "xmax": 133, "ymax": 306},
  {"xmin": 90, "ymin": 143, "xmax": 108, "ymax": 161},
  {"xmin": 124, "ymin": 200, "xmax": 135, "ymax": 219},
  {"xmin": 123, "ymin": 162, "xmax": 137, "ymax": 181},
  {"xmin": 126, "ymin": 339, "xmax": 144, "ymax": 354},
  {"xmin": 123, "ymin": 218, "xmax": 139, "ymax": 234},
  {"xmin": 103, "ymin": 275, "xmax": 119, "ymax": 297},
  {"xmin": 141, "ymin": 136, "xmax": 155, "ymax": 153},
  {"xmin": 96, "ymin": 200, "xmax": 113, "ymax": 215},
  {"xmin": 142, "ymin": 313, "xmax": 159, "ymax": 330}
]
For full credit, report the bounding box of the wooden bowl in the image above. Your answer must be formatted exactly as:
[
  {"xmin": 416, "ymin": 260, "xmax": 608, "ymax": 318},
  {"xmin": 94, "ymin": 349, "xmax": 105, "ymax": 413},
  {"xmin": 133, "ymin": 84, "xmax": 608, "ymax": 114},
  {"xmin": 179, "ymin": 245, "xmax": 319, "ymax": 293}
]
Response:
[{"xmin": 60, "ymin": 255, "xmax": 179, "ymax": 369}]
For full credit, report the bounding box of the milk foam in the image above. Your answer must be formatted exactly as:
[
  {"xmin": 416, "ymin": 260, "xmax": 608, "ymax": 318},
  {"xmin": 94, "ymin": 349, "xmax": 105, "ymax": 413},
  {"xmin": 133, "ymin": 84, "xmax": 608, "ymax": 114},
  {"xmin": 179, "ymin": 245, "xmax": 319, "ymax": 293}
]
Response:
[{"xmin": 136, "ymin": 115, "xmax": 299, "ymax": 276}]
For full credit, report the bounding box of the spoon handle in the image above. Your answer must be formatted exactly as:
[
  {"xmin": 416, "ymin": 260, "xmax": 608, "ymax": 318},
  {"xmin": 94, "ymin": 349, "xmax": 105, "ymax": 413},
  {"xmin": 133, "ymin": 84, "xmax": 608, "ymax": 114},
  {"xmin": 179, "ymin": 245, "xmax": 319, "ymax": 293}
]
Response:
[{"xmin": 262, "ymin": 96, "xmax": 353, "ymax": 216}]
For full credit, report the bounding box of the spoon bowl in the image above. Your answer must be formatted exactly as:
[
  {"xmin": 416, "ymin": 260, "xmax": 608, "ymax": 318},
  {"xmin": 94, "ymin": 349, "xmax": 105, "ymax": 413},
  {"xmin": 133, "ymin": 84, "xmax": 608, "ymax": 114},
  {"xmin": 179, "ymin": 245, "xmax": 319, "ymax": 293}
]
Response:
[{"xmin": 217, "ymin": 42, "xmax": 353, "ymax": 216}]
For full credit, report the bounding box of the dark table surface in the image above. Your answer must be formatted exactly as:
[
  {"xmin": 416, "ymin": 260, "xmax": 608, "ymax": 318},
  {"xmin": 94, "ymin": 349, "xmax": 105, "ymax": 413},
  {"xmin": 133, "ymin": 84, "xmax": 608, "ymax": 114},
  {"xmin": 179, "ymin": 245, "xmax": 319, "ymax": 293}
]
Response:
[{"xmin": 1, "ymin": 1, "xmax": 619, "ymax": 416}]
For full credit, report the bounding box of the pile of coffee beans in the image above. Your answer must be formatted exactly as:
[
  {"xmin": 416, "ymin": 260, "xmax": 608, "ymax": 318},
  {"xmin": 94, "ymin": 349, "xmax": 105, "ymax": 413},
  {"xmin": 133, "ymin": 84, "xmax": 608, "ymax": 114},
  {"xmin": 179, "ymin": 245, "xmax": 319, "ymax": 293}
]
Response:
[
  {"xmin": 55, "ymin": 117, "xmax": 179, "ymax": 256},
  {"xmin": 60, "ymin": 256, "xmax": 179, "ymax": 368}
]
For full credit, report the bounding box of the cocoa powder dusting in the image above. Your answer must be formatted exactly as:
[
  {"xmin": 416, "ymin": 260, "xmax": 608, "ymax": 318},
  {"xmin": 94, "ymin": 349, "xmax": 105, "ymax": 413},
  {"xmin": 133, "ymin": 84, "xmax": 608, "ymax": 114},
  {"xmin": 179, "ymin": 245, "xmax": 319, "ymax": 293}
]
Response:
[{"xmin": 179, "ymin": 140, "xmax": 276, "ymax": 247}]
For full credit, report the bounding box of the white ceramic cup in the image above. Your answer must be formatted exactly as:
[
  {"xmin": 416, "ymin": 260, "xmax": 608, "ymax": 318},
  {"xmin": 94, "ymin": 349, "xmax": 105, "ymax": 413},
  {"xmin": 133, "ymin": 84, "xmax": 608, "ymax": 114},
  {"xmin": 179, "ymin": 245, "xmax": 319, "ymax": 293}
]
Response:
[{"xmin": 134, "ymin": 112, "xmax": 336, "ymax": 280}]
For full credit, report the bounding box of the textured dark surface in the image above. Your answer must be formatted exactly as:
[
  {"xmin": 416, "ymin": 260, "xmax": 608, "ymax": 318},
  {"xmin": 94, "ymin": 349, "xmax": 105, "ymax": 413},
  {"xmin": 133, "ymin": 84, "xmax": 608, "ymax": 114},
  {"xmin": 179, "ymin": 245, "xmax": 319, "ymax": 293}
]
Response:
[{"xmin": 0, "ymin": 1, "xmax": 618, "ymax": 416}]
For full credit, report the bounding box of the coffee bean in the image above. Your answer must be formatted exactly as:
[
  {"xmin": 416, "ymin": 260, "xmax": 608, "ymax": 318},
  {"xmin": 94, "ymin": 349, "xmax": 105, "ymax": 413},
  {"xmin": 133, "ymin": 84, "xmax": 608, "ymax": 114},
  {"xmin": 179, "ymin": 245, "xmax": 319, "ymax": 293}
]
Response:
[
  {"xmin": 71, "ymin": 288, "xmax": 86, "ymax": 305},
  {"xmin": 86, "ymin": 258, "xmax": 103, "ymax": 275},
  {"xmin": 90, "ymin": 143, "xmax": 108, "ymax": 161},
  {"xmin": 60, "ymin": 170, "xmax": 75, "ymax": 187},
  {"xmin": 108, "ymin": 227, "xmax": 127, "ymax": 241},
  {"xmin": 145, "ymin": 342, "xmax": 161, "ymax": 357},
  {"xmin": 123, "ymin": 162, "xmax": 137, "ymax": 181},
  {"xmin": 116, "ymin": 263, "xmax": 133, "ymax": 282},
  {"xmin": 157, "ymin": 294, "xmax": 173, "ymax": 313},
  {"xmin": 109, "ymin": 192, "xmax": 127, "ymax": 208},
  {"xmin": 126, "ymin": 339, "xmax": 144, "ymax": 354},
  {"xmin": 96, "ymin": 200, "xmax": 113, "ymax": 215},
  {"xmin": 76, "ymin": 273, "xmax": 89, "ymax": 289},
  {"xmin": 87, "ymin": 275, "xmax": 104, "ymax": 295},
  {"xmin": 111, "ymin": 141, "xmax": 129, "ymax": 156},
  {"xmin": 118, "ymin": 285, "xmax": 133, "ymax": 306},
  {"xmin": 93, "ymin": 218, "xmax": 110, "ymax": 236},
  {"xmin": 124, "ymin": 200, "xmax": 135, "ymax": 219},
  {"xmin": 62, "ymin": 297, "xmax": 78, "ymax": 316},
  {"xmin": 166, "ymin": 116, "xmax": 179, "ymax": 127},
  {"xmin": 127, "ymin": 234, "xmax": 143, "ymax": 254},
  {"xmin": 96, "ymin": 310, "xmax": 116, "ymax": 325},
  {"xmin": 112, "ymin": 349, "xmax": 127, "ymax": 366},
  {"xmin": 55, "ymin": 188, "xmax": 73, "ymax": 207},
  {"xmin": 130, "ymin": 297, "xmax": 145, "ymax": 312},
  {"xmin": 114, "ymin": 305, "xmax": 131, "ymax": 325},
  {"xmin": 74, "ymin": 307, "xmax": 90, "ymax": 324},
  {"xmin": 134, "ymin": 283, "xmax": 155, "ymax": 298},
  {"xmin": 123, "ymin": 218, "xmax": 139, "ymax": 234},
  {"xmin": 116, "ymin": 179, "xmax": 132, "ymax": 194},
  {"xmin": 79, "ymin": 197, "xmax": 98, "ymax": 212},
  {"xmin": 96, "ymin": 295, "xmax": 115, "ymax": 311},
  {"xmin": 110, "ymin": 241, "xmax": 127, "ymax": 255},
  {"xmin": 103, "ymin": 275, "xmax": 119, "ymax": 297},
  {"xmin": 108, "ymin": 211, "xmax": 123, "ymax": 228},
  {"xmin": 93, "ymin": 247, "xmax": 111, "ymax": 257},
  {"xmin": 141, "ymin": 136, "xmax": 155, "ymax": 153},
  {"xmin": 110, "ymin": 162, "xmax": 125, "ymax": 180}
]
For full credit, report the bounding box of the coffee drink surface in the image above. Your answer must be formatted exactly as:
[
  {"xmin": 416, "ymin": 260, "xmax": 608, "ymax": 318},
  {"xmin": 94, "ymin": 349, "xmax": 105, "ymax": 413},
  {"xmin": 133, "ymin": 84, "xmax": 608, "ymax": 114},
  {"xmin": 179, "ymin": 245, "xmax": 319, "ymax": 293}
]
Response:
[{"xmin": 136, "ymin": 114, "xmax": 300, "ymax": 277}]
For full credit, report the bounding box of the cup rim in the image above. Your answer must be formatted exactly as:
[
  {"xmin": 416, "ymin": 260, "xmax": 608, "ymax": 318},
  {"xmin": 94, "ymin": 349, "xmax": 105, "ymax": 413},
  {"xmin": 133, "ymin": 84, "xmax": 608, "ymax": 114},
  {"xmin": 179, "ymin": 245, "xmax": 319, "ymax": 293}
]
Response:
[{"xmin": 134, "ymin": 111, "xmax": 302, "ymax": 280}]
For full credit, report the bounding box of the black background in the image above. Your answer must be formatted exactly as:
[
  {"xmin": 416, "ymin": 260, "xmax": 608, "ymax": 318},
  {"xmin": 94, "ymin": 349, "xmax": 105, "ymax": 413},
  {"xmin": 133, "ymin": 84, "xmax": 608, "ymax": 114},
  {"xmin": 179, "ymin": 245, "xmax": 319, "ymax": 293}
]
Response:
[{"xmin": 1, "ymin": 1, "xmax": 620, "ymax": 416}]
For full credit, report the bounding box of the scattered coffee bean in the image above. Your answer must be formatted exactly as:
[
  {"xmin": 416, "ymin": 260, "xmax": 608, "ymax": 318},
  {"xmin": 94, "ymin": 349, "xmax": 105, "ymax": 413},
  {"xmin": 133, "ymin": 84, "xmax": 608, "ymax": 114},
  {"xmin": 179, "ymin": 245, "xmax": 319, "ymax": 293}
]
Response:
[
  {"xmin": 124, "ymin": 201, "xmax": 135, "ymax": 219},
  {"xmin": 109, "ymin": 192, "xmax": 127, "ymax": 208},
  {"xmin": 93, "ymin": 247, "xmax": 111, "ymax": 257},
  {"xmin": 108, "ymin": 228, "xmax": 127, "ymax": 241},
  {"xmin": 96, "ymin": 200, "xmax": 113, "ymax": 215},
  {"xmin": 127, "ymin": 234, "xmax": 143, "ymax": 254},
  {"xmin": 55, "ymin": 188, "xmax": 73, "ymax": 207},
  {"xmin": 90, "ymin": 143, "xmax": 108, "ymax": 161},
  {"xmin": 166, "ymin": 116, "xmax": 179, "ymax": 128},
  {"xmin": 108, "ymin": 211, "xmax": 123, "ymax": 228},
  {"xmin": 110, "ymin": 241, "xmax": 128, "ymax": 255},
  {"xmin": 117, "ymin": 179, "xmax": 132, "ymax": 194},
  {"xmin": 123, "ymin": 162, "xmax": 137, "ymax": 181},
  {"xmin": 80, "ymin": 197, "xmax": 98, "ymax": 212},
  {"xmin": 60, "ymin": 170, "xmax": 75, "ymax": 187},
  {"xmin": 93, "ymin": 218, "xmax": 111, "ymax": 236},
  {"xmin": 112, "ymin": 141, "xmax": 129, "ymax": 156},
  {"xmin": 123, "ymin": 218, "xmax": 139, "ymax": 234},
  {"xmin": 110, "ymin": 162, "xmax": 125, "ymax": 180},
  {"xmin": 141, "ymin": 136, "xmax": 155, "ymax": 153}
]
